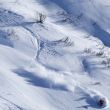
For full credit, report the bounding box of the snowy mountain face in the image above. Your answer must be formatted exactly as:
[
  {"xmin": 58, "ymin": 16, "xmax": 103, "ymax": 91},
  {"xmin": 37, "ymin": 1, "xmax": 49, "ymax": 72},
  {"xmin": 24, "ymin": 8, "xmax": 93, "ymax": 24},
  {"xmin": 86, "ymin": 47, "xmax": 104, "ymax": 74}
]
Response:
[{"xmin": 0, "ymin": 0, "xmax": 110, "ymax": 110}]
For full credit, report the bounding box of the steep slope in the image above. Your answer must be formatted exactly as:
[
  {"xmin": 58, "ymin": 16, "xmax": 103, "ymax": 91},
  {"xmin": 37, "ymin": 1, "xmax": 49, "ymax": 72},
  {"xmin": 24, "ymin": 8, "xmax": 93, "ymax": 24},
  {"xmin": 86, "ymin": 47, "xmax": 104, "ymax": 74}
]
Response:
[{"xmin": 0, "ymin": 0, "xmax": 110, "ymax": 110}]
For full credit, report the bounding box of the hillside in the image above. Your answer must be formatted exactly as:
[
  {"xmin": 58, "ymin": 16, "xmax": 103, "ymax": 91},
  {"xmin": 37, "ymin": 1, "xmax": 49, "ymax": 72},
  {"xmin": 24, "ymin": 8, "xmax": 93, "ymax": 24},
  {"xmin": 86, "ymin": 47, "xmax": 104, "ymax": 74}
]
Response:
[{"xmin": 0, "ymin": 0, "xmax": 110, "ymax": 110}]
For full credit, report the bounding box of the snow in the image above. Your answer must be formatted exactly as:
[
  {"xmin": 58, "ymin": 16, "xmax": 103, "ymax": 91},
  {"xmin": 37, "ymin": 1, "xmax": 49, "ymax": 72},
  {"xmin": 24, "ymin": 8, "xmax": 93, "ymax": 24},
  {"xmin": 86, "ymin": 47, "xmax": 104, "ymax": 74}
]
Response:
[{"xmin": 0, "ymin": 0, "xmax": 110, "ymax": 110}]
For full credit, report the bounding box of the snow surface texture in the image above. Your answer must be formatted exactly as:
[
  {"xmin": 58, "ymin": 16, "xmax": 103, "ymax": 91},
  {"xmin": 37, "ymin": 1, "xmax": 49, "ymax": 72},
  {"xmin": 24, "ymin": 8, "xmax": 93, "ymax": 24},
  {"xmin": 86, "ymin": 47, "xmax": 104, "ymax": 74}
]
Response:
[{"xmin": 0, "ymin": 0, "xmax": 110, "ymax": 110}]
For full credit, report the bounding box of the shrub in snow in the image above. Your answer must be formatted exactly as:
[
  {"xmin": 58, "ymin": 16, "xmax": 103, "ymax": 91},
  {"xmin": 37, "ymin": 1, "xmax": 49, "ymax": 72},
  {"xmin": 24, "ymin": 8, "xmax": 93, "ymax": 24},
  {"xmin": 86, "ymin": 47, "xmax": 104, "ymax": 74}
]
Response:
[
  {"xmin": 102, "ymin": 58, "xmax": 110, "ymax": 67},
  {"xmin": 35, "ymin": 12, "xmax": 46, "ymax": 23},
  {"xmin": 7, "ymin": 30, "xmax": 19, "ymax": 41},
  {"xmin": 39, "ymin": 13, "xmax": 46, "ymax": 23},
  {"xmin": 84, "ymin": 48, "xmax": 92, "ymax": 53},
  {"xmin": 56, "ymin": 11, "xmax": 73, "ymax": 23},
  {"xmin": 96, "ymin": 51, "xmax": 104, "ymax": 56}
]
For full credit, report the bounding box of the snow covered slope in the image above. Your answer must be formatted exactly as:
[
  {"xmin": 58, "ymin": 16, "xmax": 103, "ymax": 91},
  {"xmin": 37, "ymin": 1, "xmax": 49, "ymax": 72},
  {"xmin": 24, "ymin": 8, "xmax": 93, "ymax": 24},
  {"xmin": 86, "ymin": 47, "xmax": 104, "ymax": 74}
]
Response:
[{"xmin": 0, "ymin": 0, "xmax": 110, "ymax": 110}]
